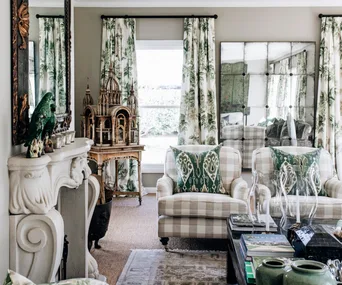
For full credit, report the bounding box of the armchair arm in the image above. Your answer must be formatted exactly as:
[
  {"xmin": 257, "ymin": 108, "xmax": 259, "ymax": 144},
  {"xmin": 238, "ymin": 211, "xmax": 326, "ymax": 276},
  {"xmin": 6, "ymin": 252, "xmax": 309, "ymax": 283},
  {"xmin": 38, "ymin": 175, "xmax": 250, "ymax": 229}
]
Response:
[
  {"xmin": 255, "ymin": 184, "xmax": 272, "ymax": 213},
  {"xmin": 231, "ymin": 177, "xmax": 249, "ymax": 201},
  {"xmin": 156, "ymin": 175, "xmax": 174, "ymax": 200},
  {"xmin": 325, "ymin": 177, "xmax": 342, "ymax": 199}
]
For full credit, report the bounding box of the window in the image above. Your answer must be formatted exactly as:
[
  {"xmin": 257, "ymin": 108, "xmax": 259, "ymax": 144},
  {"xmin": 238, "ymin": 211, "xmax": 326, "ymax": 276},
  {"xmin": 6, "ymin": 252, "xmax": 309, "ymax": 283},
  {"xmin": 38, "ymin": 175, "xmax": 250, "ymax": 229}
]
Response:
[{"xmin": 136, "ymin": 40, "xmax": 183, "ymax": 171}]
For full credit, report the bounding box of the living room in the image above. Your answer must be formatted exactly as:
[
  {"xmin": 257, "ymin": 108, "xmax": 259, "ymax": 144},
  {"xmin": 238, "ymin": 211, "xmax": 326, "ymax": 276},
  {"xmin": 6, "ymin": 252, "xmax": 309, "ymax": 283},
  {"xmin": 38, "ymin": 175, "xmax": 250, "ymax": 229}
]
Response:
[{"xmin": 2, "ymin": 0, "xmax": 342, "ymax": 285}]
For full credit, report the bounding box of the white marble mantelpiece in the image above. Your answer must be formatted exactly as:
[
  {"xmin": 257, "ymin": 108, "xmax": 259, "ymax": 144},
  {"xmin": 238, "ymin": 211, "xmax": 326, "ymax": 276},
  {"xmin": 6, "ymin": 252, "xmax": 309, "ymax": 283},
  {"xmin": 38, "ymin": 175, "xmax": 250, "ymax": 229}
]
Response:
[{"xmin": 8, "ymin": 138, "xmax": 104, "ymax": 283}]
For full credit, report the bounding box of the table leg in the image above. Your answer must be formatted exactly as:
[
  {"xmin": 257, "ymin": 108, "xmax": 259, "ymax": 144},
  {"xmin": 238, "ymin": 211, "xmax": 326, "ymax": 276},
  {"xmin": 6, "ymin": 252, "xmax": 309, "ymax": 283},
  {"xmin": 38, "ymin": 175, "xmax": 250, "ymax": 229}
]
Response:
[
  {"xmin": 137, "ymin": 160, "xmax": 142, "ymax": 206},
  {"xmin": 227, "ymin": 249, "xmax": 237, "ymax": 284}
]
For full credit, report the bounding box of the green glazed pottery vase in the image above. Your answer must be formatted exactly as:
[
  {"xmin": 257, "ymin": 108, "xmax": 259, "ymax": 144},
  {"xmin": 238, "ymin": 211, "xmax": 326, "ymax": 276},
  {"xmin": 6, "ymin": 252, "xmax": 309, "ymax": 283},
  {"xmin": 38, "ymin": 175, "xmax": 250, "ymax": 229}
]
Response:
[
  {"xmin": 256, "ymin": 258, "xmax": 289, "ymax": 285},
  {"xmin": 283, "ymin": 260, "xmax": 337, "ymax": 285}
]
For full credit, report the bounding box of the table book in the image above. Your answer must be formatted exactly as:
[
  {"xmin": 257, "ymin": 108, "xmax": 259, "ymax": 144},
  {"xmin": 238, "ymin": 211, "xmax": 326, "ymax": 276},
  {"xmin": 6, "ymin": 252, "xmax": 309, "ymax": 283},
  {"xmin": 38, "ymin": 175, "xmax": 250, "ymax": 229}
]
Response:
[{"xmin": 240, "ymin": 234, "xmax": 295, "ymax": 257}]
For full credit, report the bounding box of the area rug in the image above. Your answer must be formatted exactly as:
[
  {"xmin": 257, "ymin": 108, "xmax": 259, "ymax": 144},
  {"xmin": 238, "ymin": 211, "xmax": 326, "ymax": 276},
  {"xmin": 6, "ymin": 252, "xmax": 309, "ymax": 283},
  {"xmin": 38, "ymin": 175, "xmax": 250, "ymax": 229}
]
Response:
[{"xmin": 116, "ymin": 249, "xmax": 227, "ymax": 285}]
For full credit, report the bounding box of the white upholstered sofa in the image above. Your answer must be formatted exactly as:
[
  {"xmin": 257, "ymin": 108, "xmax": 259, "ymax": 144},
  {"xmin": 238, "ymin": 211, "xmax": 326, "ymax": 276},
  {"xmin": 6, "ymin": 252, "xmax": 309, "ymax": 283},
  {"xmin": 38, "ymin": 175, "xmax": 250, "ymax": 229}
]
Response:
[
  {"xmin": 253, "ymin": 146, "xmax": 342, "ymax": 220},
  {"xmin": 156, "ymin": 145, "xmax": 249, "ymax": 248}
]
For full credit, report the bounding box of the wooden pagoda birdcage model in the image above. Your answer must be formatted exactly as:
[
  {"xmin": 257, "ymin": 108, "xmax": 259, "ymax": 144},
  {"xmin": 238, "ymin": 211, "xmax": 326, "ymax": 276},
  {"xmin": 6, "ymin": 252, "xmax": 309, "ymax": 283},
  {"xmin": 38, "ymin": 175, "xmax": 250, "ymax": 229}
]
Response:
[
  {"xmin": 82, "ymin": 64, "xmax": 139, "ymax": 146},
  {"xmin": 82, "ymin": 65, "xmax": 144, "ymax": 205}
]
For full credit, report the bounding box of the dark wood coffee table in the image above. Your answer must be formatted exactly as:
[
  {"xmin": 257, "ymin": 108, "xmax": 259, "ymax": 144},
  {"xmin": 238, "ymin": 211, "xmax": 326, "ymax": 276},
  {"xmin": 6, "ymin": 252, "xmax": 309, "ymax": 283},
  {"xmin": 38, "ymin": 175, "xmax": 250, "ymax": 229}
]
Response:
[
  {"xmin": 226, "ymin": 217, "xmax": 337, "ymax": 285},
  {"xmin": 226, "ymin": 219, "xmax": 258, "ymax": 285}
]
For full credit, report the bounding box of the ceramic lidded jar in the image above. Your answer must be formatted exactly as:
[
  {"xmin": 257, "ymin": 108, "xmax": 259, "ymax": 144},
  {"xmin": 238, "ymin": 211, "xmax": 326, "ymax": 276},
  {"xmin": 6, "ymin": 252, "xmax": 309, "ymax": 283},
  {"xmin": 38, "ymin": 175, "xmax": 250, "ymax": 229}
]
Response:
[
  {"xmin": 256, "ymin": 258, "xmax": 289, "ymax": 285},
  {"xmin": 283, "ymin": 260, "xmax": 336, "ymax": 285}
]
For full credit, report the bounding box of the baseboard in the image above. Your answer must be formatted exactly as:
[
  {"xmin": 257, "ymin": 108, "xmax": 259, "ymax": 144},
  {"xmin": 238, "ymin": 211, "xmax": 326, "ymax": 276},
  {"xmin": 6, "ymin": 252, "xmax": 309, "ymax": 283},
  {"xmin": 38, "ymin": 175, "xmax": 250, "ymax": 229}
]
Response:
[{"xmin": 144, "ymin": 187, "xmax": 156, "ymax": 194}]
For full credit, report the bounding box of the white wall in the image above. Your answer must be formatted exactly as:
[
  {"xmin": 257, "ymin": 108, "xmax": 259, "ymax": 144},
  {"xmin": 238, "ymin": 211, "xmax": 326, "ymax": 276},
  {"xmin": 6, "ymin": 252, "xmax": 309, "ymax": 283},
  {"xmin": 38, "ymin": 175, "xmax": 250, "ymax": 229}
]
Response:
[{"xmin": 0, "ymin": 0, "xmax": 11, "ymax": 280}]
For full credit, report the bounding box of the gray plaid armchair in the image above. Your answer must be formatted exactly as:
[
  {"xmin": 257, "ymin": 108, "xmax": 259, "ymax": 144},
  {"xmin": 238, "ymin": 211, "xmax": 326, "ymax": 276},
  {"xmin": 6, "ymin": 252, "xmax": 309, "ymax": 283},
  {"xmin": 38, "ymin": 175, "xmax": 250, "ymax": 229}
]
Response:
[
  {"xmin": 156, "ymin": 145, "xmax": 249, "ymax": 248},
  {"xmin": 253, "ymin": 146, "xmax": 342, "ymax": 219}
]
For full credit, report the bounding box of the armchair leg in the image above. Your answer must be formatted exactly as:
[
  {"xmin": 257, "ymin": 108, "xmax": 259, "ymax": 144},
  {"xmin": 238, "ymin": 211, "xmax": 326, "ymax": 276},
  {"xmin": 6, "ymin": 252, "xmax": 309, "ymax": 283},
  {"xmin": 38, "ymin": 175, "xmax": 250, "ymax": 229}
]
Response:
[{"xmin": 160, "ymin": 237, "xmax": 169, "ymax": 251}]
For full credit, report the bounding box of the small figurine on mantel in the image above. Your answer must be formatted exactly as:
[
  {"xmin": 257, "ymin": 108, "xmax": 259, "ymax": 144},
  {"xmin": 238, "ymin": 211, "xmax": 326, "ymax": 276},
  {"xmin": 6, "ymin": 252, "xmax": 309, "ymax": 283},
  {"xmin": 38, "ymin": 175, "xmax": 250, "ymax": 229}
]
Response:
[{"xmin": 25, "ymin": 92, "xmax": 56, "ymax": 158}]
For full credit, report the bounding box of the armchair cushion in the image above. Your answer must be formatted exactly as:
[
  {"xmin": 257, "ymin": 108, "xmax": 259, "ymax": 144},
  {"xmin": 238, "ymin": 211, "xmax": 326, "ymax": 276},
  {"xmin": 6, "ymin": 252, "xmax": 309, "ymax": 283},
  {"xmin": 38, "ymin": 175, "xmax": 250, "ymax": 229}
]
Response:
[
  {"xmin": 158, "ymin": 192, "xmax": 247, "ymax": 219},
  {"xmin": 171, "ymin": 145, "xmax": 225, "ymax": 194},
  {"xmin": 270, "ymin": 147, "xmax": 324, "ymax": 196},
  {"xmin": 156, "ymin": 175, "xmax": 174, "ymax": 200}
]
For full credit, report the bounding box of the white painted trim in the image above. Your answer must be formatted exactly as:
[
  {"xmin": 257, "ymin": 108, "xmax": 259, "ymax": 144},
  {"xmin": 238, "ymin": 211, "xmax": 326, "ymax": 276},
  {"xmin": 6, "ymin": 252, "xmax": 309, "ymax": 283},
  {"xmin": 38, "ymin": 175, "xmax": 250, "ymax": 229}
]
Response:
[
  {"xmin": 136, "ymin": 40, "xmax": 183, "ymax": 50},
  {"xmin": 142, "ymin": 164, "xmax": 164, "ymax": 173},
  {"xmin": 143, "ymin": 187, "xmax": 157, "ymax": 194},
  {"xmin": 30, "ymin": 0, "xmax": 64, "ymax": 7},
  {"xmin": 73, "ymin": 0, "xmax": 342, "ymax": 8}
]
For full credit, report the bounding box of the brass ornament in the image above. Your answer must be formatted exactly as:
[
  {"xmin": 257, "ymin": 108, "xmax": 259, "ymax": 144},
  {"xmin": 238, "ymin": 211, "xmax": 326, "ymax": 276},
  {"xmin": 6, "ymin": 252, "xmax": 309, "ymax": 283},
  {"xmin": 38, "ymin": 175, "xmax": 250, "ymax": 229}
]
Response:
[{"xmin": 18, "ymin": 1, "xmax": 29, "ymax": 50}]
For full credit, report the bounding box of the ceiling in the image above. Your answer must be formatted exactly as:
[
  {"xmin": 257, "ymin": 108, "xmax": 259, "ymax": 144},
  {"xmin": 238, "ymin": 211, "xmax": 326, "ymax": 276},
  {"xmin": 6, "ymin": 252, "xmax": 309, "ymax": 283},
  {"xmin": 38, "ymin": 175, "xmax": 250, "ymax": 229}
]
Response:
[{"xmin": 30, "ymin": 0, "xmax": 342, "ymax": 8}]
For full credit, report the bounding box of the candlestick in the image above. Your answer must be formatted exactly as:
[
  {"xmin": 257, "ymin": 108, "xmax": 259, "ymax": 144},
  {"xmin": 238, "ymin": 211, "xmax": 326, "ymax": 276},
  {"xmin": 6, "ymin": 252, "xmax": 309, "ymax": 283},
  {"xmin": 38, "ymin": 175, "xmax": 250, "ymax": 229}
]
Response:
[{"xmin": 296, "ymin": 188, "xmax": 300, "ymax": 223}]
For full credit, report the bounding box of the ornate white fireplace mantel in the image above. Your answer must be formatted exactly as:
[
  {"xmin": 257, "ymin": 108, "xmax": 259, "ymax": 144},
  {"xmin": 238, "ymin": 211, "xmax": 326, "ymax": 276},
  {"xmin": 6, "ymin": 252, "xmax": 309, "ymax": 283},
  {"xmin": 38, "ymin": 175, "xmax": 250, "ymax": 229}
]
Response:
[{"xmin": 8, "ymin": 138, "xmax": 105, "ymax": 283}]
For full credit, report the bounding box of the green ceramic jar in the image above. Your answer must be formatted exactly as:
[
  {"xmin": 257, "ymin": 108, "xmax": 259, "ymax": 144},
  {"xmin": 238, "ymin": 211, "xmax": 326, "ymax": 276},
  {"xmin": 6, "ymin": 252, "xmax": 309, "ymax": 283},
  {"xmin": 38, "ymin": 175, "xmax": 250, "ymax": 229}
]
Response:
[
  {"xmin": 256, "ymin": 258, "xmax": 288, "ymax": 285},
  {"xmin": 283, "ymin": 260, "xmax": 336, "ymax": 285}
]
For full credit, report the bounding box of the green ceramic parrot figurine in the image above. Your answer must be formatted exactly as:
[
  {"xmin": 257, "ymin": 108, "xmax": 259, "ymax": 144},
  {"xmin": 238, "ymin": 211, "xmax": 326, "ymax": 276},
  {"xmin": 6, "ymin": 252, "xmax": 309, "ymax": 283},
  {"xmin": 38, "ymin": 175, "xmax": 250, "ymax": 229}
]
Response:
[{"xmin": 25, "ymin": 92, "xmax": 56, "ymax": 158}]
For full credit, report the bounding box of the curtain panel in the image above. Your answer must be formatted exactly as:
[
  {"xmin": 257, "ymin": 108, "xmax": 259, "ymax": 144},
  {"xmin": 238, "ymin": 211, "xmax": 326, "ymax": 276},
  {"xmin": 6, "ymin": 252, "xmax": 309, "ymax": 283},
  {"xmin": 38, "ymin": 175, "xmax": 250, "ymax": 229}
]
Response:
[
  {"xmin": 38, "ymin": 18, "xmax": 66, "ymax": 114},
  {"xmin": 100, "ymin": 18, "xmax": 139, "ymax": 192},
  {"xmin": 315, "ymin": 17, "xmax": 342, "ymax": 179},
  {"xmin": 178, "ymin": 17, "xmax": 218, "ymax": 145}
]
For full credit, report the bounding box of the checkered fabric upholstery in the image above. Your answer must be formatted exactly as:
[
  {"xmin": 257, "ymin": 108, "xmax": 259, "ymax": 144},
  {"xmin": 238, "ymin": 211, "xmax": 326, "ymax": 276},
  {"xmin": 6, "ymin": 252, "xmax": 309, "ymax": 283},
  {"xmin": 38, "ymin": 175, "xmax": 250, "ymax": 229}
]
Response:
[
  {"xmin": 158, "ymin": 216, "xmax": 228, "ymax": 239},
  {"xmin": 157, "ymin": 145, "xmax": 248, "ymax": 239},
  {"xmin": 158, "ymin": 192, "xmax": 247, "ymax": 218},
  {"xmin": 222, "ymin": 126, "xmax": 265, "ymax": 169},
  {"xmin": 164, "ymin": 145, "xmax": 242, "ymax": 195},
  {"xmin": 265, "ymin": 196, "xmax": 342, "ymax": 219},
  {"xmin": 253, "ymin": 146, "xmax": 342, "ymax": 219},
  {"xmin": 221, "ymin": 125, "xmax": 243, "ymax": 140}
]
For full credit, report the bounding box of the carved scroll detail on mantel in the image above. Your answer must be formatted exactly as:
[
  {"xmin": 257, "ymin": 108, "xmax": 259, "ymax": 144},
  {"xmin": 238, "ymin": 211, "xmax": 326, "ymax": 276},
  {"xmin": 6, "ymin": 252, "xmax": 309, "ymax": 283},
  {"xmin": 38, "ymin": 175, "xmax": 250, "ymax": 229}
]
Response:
[
  {"xmin": 71, "ymin": 154, "xmax": 92, "ymax": 186},
  {"xmin": 9, "ymin": 167, "xmax": 54, "ymax": 215},
  {"xmin": 11, "ymin": 209, "xmax": 64, "ymax": 283}
]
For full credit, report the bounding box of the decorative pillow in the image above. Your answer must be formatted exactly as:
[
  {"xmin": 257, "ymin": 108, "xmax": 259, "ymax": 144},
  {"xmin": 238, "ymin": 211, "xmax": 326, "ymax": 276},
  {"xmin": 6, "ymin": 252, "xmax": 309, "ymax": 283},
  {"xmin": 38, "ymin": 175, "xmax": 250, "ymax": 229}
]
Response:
[
  {"xmin": 170, "ymin": 145, "xmax": 226, "ymax": 194},
  {"xmin": 4, "ymin": 270, "xmax": 109, "ymax": 285},
  {"xmin": 269, "ymin": 147, "xmax": 325, "ymax": 196}
]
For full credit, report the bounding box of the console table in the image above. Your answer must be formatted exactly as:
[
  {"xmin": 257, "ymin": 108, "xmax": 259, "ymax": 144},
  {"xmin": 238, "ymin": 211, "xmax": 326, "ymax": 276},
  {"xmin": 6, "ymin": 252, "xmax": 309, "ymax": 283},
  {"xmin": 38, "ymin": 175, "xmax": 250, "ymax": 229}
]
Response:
[
  {"xmin": 88, "ymin": 144, "xmax": 144, "ymax": 205},
  {"xmin": 8, "ymin": 138, "xmax": 105, "ymax": 283}
]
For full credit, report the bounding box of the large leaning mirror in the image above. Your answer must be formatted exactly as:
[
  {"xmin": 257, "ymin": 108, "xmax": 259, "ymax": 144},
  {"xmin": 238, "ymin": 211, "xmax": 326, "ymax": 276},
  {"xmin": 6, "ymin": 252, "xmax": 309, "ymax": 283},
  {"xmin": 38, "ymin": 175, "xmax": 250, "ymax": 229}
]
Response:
[
  {"xmin": 219, "ymin": 41, "xmax": 315, "ymax": 168},
  {"xmin": 11, "ymin": 0, "xmax": 71, "ymax": 145}
]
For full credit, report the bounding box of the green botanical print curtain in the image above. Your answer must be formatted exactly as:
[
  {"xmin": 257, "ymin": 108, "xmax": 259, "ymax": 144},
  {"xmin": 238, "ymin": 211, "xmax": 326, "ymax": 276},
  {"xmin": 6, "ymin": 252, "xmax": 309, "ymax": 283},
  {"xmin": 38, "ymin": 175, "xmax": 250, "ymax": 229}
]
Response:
[
  {"xmin": 315, "ymin": 17, "xmax": 342, "ymax": 179},
  {"xmin": 100, "ymin": 18, "xmax": 139, "ymax": 192},
  {"xmin": 292, "ymin": 51, "xmax": 307, "ymax": 121},
  {"xmin": 178, "ymin": 18, "xmax": 217, "ymax": 145},
  {"xmin": 276, "ymin": 58, "xmax": 290, "ymax": 119},
  {"xmin": 38, "ymin": 18, "xmax": 66, "ymax": 114}
]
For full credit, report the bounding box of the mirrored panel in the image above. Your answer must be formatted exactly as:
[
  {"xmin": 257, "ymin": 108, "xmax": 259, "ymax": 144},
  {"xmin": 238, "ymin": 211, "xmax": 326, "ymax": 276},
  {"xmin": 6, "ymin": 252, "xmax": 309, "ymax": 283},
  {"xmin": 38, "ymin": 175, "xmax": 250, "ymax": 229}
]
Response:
[{"xmin": 220, "ymin": 42, "xmax": 315, "ymax": 168}]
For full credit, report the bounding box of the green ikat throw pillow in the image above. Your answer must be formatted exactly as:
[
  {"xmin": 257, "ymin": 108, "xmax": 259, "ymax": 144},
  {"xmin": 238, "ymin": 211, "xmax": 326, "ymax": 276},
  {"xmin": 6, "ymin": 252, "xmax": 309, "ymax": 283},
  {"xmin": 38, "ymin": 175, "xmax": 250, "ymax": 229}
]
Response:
[
  {"xmin": 171, "ymin": 145, "xmax": 226, "ymax": 194},
  {"xmin": 269, "ymin": 147, "xmax": 325, "ymax": 196}
]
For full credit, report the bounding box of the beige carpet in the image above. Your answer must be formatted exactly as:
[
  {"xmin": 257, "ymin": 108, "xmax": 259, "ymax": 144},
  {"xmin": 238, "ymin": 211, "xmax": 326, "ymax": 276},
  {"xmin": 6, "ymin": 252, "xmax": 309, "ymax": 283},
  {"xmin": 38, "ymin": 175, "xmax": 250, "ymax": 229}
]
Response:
[{"xmin": 90, "ymin": 194, "xmax": 227, "ymax": 285}]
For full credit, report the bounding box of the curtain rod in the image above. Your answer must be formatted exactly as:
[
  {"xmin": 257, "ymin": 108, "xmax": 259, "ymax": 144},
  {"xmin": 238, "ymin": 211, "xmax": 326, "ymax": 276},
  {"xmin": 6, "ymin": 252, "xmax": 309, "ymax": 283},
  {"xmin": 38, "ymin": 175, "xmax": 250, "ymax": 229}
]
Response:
[
  {"xmin": 101, "ymin": 14, "xmax": 218, "ymax": 19},
  {"xmin": 319, "ymin": 14, "xmax": 342, "ymax": 18},
  {"xmin": 36, "ymin": 14, "xmax": 64, "ymax": 18}
]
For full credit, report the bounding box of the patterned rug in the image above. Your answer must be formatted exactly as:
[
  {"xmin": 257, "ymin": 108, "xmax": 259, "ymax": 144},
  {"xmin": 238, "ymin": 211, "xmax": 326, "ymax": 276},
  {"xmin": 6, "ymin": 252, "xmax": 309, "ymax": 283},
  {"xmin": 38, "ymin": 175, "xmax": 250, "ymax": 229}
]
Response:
[{"xmin": 116, "ymin": 249, "xmax": 227, "ymax": 285}]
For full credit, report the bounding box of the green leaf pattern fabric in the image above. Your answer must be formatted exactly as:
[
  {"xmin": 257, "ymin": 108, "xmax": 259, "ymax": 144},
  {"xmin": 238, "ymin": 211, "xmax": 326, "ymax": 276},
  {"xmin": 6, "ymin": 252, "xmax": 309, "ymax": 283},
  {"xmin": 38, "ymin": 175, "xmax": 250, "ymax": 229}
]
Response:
[
  {"xmin": 171, "ymin": 145, "xmax": 225, "ymax": 194},
  {"xmin": 178, "ymin": 18, "xmax": 218, "ymax": 145},
  {"xmin": 38, "ymin": 18, "xmax": 66, "ymax": 114},
  {"xmin": 100, "ymin": 18, "xmax": 139, "ymax": 192},
  {"xmin": 270, "ymin": 147, "xmax": 324, "ymax": 196},
  {"xmin": 315, "ymin": 17, "xmax": 342, "ymax": 179}
]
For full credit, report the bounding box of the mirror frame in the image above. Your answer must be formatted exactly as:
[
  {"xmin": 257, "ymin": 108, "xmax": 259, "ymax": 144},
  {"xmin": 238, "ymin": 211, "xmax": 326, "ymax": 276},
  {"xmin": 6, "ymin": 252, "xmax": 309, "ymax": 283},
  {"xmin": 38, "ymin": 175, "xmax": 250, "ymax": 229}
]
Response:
[{"xmin": 11, "ymin": 0, "xmax": 71, "ymax": 145}]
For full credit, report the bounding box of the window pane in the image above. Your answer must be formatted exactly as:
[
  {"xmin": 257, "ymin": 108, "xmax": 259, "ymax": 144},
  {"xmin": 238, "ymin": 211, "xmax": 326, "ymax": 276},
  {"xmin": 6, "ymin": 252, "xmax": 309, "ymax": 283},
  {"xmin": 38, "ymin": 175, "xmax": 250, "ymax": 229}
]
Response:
[
  {"xmin": 136, "ymin": 43, "xmax": 183, "ymax": 166},
  {"xmin": 140, "ymin": 107, "xmax": 179, "ymax": 137}
]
